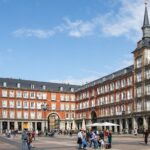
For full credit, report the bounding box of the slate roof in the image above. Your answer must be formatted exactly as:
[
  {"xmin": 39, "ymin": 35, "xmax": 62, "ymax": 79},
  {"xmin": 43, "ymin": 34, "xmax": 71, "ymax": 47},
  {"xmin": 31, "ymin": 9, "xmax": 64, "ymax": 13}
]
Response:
[
  {"xmin": 0, "ymin": 77, "xmax": 80, "ymax": 93},
  {"xmin": 76, "ymin": 65, "xmax": 134, "ymax": 92}
]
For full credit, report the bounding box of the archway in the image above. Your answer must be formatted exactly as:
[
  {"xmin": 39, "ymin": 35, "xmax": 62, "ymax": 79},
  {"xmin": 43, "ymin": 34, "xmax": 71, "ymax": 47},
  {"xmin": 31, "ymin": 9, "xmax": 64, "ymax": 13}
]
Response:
[
  {"xmin": 137, "ymin": 117, "xmax": 143, "ymax": 133},
  {"xmin": 48, "ymin": 113, "xmax": 60, "ymax": 131},
  {"xmin": 91, "ymin": 111, "xmax": 97, "ymax": 123}
]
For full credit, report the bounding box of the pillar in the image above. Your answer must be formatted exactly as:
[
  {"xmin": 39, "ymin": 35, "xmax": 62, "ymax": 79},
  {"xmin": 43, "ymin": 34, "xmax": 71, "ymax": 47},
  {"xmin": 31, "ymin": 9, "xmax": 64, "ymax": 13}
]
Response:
[
  {"xmin": 7, "ymin": 121, "xmax": 10, "ymax": 130},
  {"xmin": 114, "ymin": 120, "xmax": 117, "ymax": 133},
  {"xmin": 132, "ymin": 117, "xmax": 137, "ymax": 130},
  {"xmin": 0, "ymin": 121, "xmax": 2, "ymax": 133},
  {"xmin": 125, "ymin": 119, "xmax": 129, "ymax": 133},
  {"xmin": 14, "ymin": 121, "xmax": 18, "ymax": 130},
  {"xmin": 119, "ymin": 119, "xmax": 123, "ymax": 134},
  {"xmin": 35, "ymin": 122, "xmax": 37, "ymax": 131},
  {"xmin": 143, "ymin": 116, "xmax": 148, "ymax": 130}
]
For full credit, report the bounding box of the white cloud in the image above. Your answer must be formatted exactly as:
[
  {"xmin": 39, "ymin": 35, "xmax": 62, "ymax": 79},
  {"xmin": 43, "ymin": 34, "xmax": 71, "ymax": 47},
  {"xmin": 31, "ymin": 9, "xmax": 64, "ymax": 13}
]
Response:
[
  {"xmin": 49, "ymin": 75, "xmax": 100, "ymax": 85},
  {"xmin": 13, "ymin": 0, "xmax": 145, "ymax": 40}
]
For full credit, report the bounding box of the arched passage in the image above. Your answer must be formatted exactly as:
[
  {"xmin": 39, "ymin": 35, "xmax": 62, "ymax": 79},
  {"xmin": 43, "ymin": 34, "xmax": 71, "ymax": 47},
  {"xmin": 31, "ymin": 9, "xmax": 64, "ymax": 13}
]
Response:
[
  {"xmin": 47, "ymin": 113, "xmax": 60, "ymax": 131},
  {"xmin": 91, "ymin": 111, "xmax": 97, "ymax": 123}
]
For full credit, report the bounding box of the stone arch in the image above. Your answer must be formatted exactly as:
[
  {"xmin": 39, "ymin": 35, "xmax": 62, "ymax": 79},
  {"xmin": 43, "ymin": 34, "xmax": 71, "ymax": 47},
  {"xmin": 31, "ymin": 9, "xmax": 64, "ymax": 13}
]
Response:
[
  {"xmin": 47, "ymin": 113, "xmax": 60, "ymax": 131},
  {"xmin": 91, "ymin": 110, "xmax": 97, "ymax": 123}
]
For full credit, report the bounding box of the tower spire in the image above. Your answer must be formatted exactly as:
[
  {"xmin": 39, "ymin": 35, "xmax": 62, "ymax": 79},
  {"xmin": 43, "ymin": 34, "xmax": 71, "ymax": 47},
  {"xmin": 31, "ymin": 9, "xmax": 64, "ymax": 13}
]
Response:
[
  {"xmin": 143, "ymin": 0, "xmax": 149, "ymax": 26},
  {"xmin": 142, "ymin": 0, "xmax": 150, "ymax": 38}
]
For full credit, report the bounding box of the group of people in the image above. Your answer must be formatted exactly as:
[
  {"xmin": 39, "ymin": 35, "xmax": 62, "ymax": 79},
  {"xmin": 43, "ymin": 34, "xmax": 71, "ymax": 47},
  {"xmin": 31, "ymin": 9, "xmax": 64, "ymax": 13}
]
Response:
[
  {"xmin": 22, "ymin": 129, "xmax": 36, "ymax": 150},
  {"xmin": 77, "ymin": 129, "xmax": 112, "ymax": 150}
]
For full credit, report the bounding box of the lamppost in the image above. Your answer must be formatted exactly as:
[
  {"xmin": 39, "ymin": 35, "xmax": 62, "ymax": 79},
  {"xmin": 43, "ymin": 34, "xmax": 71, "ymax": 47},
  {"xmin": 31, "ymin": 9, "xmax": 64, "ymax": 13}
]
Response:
[{"xmin": 41, "ymin": 103, "xmax": 48, "ymax": 135}]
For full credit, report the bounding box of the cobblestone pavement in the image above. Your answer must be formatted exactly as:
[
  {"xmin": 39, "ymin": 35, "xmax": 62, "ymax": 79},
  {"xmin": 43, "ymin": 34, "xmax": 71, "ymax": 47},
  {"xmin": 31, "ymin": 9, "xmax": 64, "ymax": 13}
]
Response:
[{"xmin": 0, "ymin": 134, "xmax": 149, "ymax": 150}]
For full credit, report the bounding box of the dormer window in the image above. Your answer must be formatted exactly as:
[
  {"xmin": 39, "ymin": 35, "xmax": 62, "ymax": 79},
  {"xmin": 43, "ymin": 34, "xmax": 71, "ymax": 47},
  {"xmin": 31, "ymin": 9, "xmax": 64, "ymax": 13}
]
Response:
[
  {"xmin": 60, "ymin": 86, "xmax": 63, "ymax": 92},
  {"xmin": 17, "ymin": 83, "xmax": 21, "ymax": 88},
  {"xmin": 70, "ymin": 87, "xmax": 74, "ymax": 92},
  {"xmin": 31, "ymin": 84, "xmax": 34, "ymax": 89},
  {"xmin": 3, "ymin": 82, "xmax": 7, "ymax": 87},
  {"xmin": 42, "ymin": 85, "xmax": 46, "ymax": 90}
]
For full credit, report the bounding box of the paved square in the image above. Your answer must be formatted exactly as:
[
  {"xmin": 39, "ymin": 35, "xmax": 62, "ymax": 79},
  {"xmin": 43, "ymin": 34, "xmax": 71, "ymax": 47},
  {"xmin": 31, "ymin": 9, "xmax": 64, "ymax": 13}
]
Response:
[{"xmin": 0, "ymin": 134, "xmax": 149, "ymax": 150}]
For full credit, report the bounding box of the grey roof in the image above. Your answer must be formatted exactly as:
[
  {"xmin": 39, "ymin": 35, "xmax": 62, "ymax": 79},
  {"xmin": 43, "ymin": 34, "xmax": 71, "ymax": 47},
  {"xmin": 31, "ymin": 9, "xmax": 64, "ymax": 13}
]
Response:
[
  {"xmin": 76, "ymin": 65, "xmax": 134, "ymax": 92},
  {"xmin": 0, "ymin": 78, "xmax": 80, "ymax": 93}
]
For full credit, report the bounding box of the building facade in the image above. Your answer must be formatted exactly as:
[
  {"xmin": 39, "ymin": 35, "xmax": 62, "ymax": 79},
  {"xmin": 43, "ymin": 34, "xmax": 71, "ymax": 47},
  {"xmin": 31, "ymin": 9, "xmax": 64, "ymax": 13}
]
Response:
[{"xmin": 0, "ymin": 3, "xmax": 150, "ymax": 133}]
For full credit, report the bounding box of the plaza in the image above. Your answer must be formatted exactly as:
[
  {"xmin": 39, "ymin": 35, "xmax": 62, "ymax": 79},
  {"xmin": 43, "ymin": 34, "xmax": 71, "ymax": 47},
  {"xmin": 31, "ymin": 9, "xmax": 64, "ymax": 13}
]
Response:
[{"xmin": 0, "ymin": 133, "xmax": 149, "ymax": 150}]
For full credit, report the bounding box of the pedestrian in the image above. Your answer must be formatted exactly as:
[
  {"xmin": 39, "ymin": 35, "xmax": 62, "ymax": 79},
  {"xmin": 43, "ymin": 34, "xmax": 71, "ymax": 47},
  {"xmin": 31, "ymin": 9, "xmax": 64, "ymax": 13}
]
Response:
[
  {"xmin": 21, "ymin": 129, "xmax": 28, "ymax": 150},
  {"xmin": 27, "ymin": 132, "xmax": 32, "ymax": 150},
  {"xmin": 143, "ymin": 129, "xmax": 149, "ymax": 145},
  {"xmin": 77, "ymin": 129, "xmax": 83, "ymax": 150},
  {"xmin": 108, "ymin": 131, "xmax": 112, "ymax": 148},
  {"xmin": 134, "ymin": 128, "xmax": 138, "ymax": 136},
  {"xmin": 99, "ymin": 138, "xmax": 105, "ymax": 150}
]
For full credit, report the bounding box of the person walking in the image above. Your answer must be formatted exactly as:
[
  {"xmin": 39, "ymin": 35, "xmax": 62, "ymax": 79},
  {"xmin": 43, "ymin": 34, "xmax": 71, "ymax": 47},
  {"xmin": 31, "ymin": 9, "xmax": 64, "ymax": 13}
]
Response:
[
  {"xmin": 21, "ymin": 129, "xmax": 28, "ymax": 150},
  {"xmin": 27, "ymin": 132, "xmax": 33, "ymax": 150},
  {"xmin": 143, "ymin": 129, "xmax": 149, "ymax": 145},
  {"xmin": 108, "ymin": 131, "xmax": 112, "ymax": 148},
  {"xmin": 77, "ymin": 129, "xmax": 83, "ymax": 150}
]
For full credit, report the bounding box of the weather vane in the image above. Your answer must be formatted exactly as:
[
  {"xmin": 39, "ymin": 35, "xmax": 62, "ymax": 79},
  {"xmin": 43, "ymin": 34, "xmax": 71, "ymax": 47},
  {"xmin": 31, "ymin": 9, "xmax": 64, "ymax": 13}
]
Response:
[{"xmin": 145, "ymin": 0, "xmax": 148, "ymax": 6}]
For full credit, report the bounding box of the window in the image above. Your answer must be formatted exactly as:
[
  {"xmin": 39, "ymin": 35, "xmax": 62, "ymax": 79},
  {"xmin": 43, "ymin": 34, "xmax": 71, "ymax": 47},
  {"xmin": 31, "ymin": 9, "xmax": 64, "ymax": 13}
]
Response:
[
  {"xmin": 127, "ymin": 77, "xmax": 132, "ymax": 86},
  {"xmin": 145, "ymin": 50, "xmax": 150, "ymax": 64},
  {"xmin": 137, "ymin": 102, "xmax": 142, "ymax": 112},
  {"xmin": 137, "ymin": 87, "xmax": 142, "ymax": 97},
  {"xmin": 115, "ymin": 81, "xmax": 120, "ymax": 89},
  {"xmin": 37, "ymin": 102, "xmax": 42, "ymax": 109},
  {"xmin": 51, "ymin": 93, "xmax": 56, "ymax": 100},
  {"xmin": 30, "ymin": 102, "xmax": 35, "ymax": 109},
  {"xmin": 3, "ymin": 82, "xmax": 7, "ymax": 87},
  {"xmin": 127, "ymin": 89, "xmax": 132, "ymax": 99},
  {"xmin": 9, "ymin": 90, "xmax": 14, "ymax": 98},
  {"xmin": 71, "ymin": 104, "xmax": 75, "ymax": 110},
  {"xmin": 16, "ymin": 91, "xmax": 22, "ymax": 98},
  {"xmin": 2, "ymin": 90, "xmax": 7, "ymax": 97},
  {"xmin": 37, "ymin": 92, "xmax": 42, "ymax": 99},
  {"xmin": 110, "ymin": 83, "xmax": 114, "ymax": 91},
  {"xmin": 60, "ymin": 87, "xmax": 63, "ymax": 91},
  {"xmin": 91, "ymin": 89, "xmax": 95, "ymax": 97},
  {"xmin": 136, "ymin": 56, "xmax": 142, "ymax": 68},
  {"xmin": 146, "ymin": 84, "xmax": 150, "ymax": 95},
  {"xmin": 65, "ymin": 95, "xmax": 69, "ymax": 101},
  {"xmin": 30, "ymin": 92, "xmax": 35, "ymax": 99},
  {"xmin": 37, "ymin": 112, "xmax": 42, "ymax": 119},
  {"xmin": 51, "ymin": 103, "xmax": 56, "ymax": 110},
  {"xmin": 42, "ymin": 85, "xmax": 46, "ymax": 90},
  {"xmin": 17, "ymin": 83, "xmax": 21, "ymax": 88},
  {"xmin": 43, "ymin": 93, "xmax": 47, "ymax": 100},
  {"xmin": 145, "ymin": 70, "xmax": 150, "ymax": 79},
  {"xmin": 31, "ymin": 84, "xmax": 34, "ymax": 89},
  {"xmin": 23, "ymin": 91, "xmax": 28, "ymax": 98},
  {"xmin": 2, "ymin": 110, "xmax": 7, "ymax": 118},
  {"xmin": 17, "ymin": 101, "xmax": 22, "ymax": 108},
  {"xmin": 65, "ymin": 104, "xmax": 69, "ymax": 110},
  {"xmin": 116, "ymin": 93, "xmax": 120, "ymax": 102},
  {"xmin": 10, "ymin": 111, "xmax": 15, "ymax": 118},
  {"xmin": 24, "ymin": 112, "xmax": 28, "ymax": 119},
  {"xmin": 23, "ymin": 101, "xmax": 29, "ymax": 109},
  {"xmin": 2, "ymin": 100, "xmax": 7, "ymax": 108},
  {"xmin": 9, "ymin": 101, "xmax": 14, "ymax": 108},
  {"xmin": 17, "ymin": 111, "xmax": 22, "ymax": 119},
  {"xmin": 30, "ymin": 112, "xmax": 35, "ymax": 119},
  {"xmin": 91, "ymin": 100, "xmax": 95, "ymax": 107},
  {"xmin": 136, "ymin": 73, "xmax": 142, "ymax": 82},
  {"xmin": 60, "ymin": 104, "xmax": 64, "ymax": 110},
  {"xmin": 110, "ymin": 95, "xmax": 114, "ymax": 103},
  {"xmin": 70, "ymin": 88, "xmax": 74, "ymax": 92},
  {"xmin": 121, "ymin": 79, "xmax": 126, "ymax": 88},
  {"xmin": 71, "ymin": 95, "xmax": 75, "ymax": 101},
  {"xmin": 146, "ymin": 101, "xmax": 150, "ymax": 110},
  {"xmin": 60, "ymin": 94, "xmax": 65, "ymax": 101}
]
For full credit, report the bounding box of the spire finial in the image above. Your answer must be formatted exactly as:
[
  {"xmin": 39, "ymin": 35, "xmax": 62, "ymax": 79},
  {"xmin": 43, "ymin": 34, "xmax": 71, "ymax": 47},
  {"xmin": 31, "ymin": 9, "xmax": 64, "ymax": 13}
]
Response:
[{"xmin": 145, "ymin": 0, "xmax": 148, "ymax": 6}]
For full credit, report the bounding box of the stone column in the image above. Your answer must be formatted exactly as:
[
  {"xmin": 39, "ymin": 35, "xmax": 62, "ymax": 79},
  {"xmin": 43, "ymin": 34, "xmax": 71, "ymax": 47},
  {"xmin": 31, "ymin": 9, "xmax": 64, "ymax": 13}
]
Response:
[
  {"xmin": 125, "ymin": 119, "xmax": 129, "ymax": 133},
  {"xmin": 35, "ymin": 122, "xmax": 37, "ymax": 131},
  {"xmin": 119, "ymin": 119, "xmax": 123, "ymax": 134},
  {"xmin": 42, "ymin": 121, "xmax": 45, "ymax": 132},
  {"xmin": 7, "ymin": 121, "xmax": 10, "ymax": 130},
  {"xmin": 132, "ymin": 117, "xmax": 137, "ymax": 130},
  {"xmin": 21, "ymin": 122, "xmax": 23, "ymax": 131},
  {"xmin": 0, "ymin": 121, "xmax": 2, "ymax": 133},
  {"xmin": 14, "ymin": 121, "xmax": 18, "ymax": 130},
  {"xmin": 114, "ymin": 120, "xmax": 118, "ymax": 133},
  {"xmin": 143, "ymin": 116, "xmax": 148, "ymax": 130}
]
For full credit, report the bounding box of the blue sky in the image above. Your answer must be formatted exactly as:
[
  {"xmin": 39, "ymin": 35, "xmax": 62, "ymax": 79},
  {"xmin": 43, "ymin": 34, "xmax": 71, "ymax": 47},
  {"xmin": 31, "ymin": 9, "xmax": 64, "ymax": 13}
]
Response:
[{"xmin": 0, "ymin": 0, "xmax": 147, "ymax": 85}]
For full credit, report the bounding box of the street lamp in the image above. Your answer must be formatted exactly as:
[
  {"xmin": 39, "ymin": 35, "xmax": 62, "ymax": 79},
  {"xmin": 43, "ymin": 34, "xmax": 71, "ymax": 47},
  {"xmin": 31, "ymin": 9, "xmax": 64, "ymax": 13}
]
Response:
[{"xmin": 41, "ymin": 103, "xmax": 48, "ymax": 135}]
